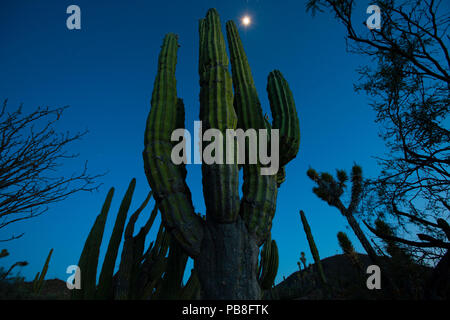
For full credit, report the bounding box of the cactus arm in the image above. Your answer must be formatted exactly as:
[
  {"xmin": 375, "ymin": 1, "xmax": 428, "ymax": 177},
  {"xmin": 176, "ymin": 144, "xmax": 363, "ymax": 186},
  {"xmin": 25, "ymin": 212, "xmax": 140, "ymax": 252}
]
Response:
[
  {"xmin": 38, "ymin": 248, "xmax": 53, "ymax": 291},
  {"xmin": 96, "ymin": 179, "xmax": 136, "ymax": 299},
  {"xmin": 276, "ymin": 166, "xmax": 286, "ymax": 187},
  {"xmin": 127, "ymin": 198, "xmax": 158, "ymax": 299},
  {"xmin": 133, "ymin": 221, "xmax": 171, "ymax": 299},
  {"xmin": 225, "ymin": 20, "xmax": 278, "ymax": 244},
  {"xmin": 143, "ymin": 33, "xmax": 204, "ymax": 257},
  {"xmin": 138, "ymin": 222, "xmax": 171, "ymax": 297},
  {"xmin": 265, "ymin": 240, "xmax": 279, "ymax": 289},
  {"xmin": 267, "ymin": 70, "xmax": 300, "ymax": 167},
  {"xmin": 225, "ymin": 20, "xmax": 265, "ymax": 131},
  {"xmin": 348, "ymin": 165, "xmax": 363, "ymax": 213},
  {"xmin": 115, "ymin": 191, "xmax": 153, "ymax": 300},
  {"xmin": 299, "ymin": 210, "xmax": 327, "ymax": 286},
  {"xmin": 374, "ymin": 219, "xmax": 413, "ymax": 262},
  {"xmin": 33, "ymin": 248, "xmax": 53, "ymax": 294},
  {"xmin": 73, "ymin": 187, "xmax": 114, "ymax": 300},
  {"xmin": 152, "ymin": 222, "xmax": 170, "ymax": 260},
  {"xmin": 258, "ymin": 237, "xmax": 279, "ymax": 290},
  {"xmin": 123, "ymin": 191, "xmax": 153, "ymax": 242},
  {"xmin": 240, "ymin": 164, "xmax": 278, "ymax": 246},
  {"xmin": 337, "ymin": 231, "xmax": 364, "ymax": 271},
  {"xmin": 136, "ymin": 201, "xmax": 159, "ymax": 246},
  {"xmin": 154, "ymin": 237, "xmax": 189, "ymax": 299},
  {"xmin": 337, "ymin": 231, "xmax": 355, "ymax": 255},
  {"xmin": 32, "ymin": 272, "xmax": 40, "ymax": 293},
  {"xmin": 198, "ymin": 9, "xmax": 240, "ymax": 223}
]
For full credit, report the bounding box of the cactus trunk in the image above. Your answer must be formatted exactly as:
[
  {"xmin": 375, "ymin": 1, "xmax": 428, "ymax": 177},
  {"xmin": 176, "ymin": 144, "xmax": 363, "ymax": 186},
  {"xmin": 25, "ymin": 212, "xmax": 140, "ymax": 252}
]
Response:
[{"xmin": 195, "ymin": 218, "xmax": 261, "ymax": 299}]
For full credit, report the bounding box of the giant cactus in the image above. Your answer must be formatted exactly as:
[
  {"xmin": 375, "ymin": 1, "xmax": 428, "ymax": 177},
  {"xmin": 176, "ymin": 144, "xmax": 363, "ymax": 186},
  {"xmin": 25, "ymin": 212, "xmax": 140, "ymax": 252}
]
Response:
[{"xmin": 143, "ymin": 8, "xmax": 300, "ymax": 299}]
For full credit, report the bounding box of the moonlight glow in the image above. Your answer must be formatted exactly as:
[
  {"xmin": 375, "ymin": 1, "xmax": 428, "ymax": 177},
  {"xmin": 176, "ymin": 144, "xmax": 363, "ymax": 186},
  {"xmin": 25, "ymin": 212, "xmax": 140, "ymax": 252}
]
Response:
[{"xmin": 242, "ymin": 16, "xmax": 251, "ymax": 26}]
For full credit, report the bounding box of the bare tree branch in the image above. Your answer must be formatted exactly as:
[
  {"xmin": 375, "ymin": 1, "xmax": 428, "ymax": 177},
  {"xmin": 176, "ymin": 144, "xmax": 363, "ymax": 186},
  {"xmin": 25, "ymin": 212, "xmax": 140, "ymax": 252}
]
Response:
[{"xmin": 0, "ymin": 99, "xmax": 104, "ymax": 240}]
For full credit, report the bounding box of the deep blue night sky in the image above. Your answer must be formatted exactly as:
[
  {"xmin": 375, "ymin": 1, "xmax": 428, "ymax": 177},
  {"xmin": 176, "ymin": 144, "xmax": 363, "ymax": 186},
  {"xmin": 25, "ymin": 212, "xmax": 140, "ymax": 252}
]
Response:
[{"xmin": 1, "ymin": 0, "xmax": 390, "ymax": 284}]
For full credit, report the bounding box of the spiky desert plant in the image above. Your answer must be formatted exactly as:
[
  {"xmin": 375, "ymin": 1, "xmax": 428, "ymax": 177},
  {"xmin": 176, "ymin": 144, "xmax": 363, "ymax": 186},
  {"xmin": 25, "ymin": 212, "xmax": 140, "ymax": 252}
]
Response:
[
  {"xmin": 337, "ymin": 231, "xmax": 363, "ymax": 272},
  {"xmin": 153, "ymin": 237, "xmax": 187, "ymax": 300},
  {"xmin": 306, "ymin": 165, "xmax": 381, "ymax": 265},
  {"xmin": 73, "ymin": 179, "xmax": 198, "ymax": 300},
  {"xmin": 72, "ymin": 180, "xmax": 130, "ymax": 300},
  {"xmin": 373, "ymin": 219, "xmax": 414, "ymax": 263},
  {"xmin": 114, "ymin": 191, "xmax": 154, "ymax": 299},
  {"xmin": 300, "ymin": 251, "xmax": 307, "ymax": 269},
  {"xmin": 372, "ymin": 219, "xmax": 421, "ymax": 297},
  {"xmin": 72, "ymin": 186, "xmax": 114, "ymax": 300},
  {"xmin": 297, "ymin": 251, "xmax": 308, "ymax": 272},
  {"xmin": 32, "ymin": 248, "xmax": 53, "ymax": 294},
  {"xmin": 299, "ymin": 210, "xmax": 327, "ymax": 287},
  {"xmin": 143, "ymin": 8, "xmax": 300, "ymax": 299},
  {"xmin": 95, "ymin": 178, "xmax": 136, "ymax": 299},
  {"xmin": 307, "ymin": 165, "xmax": 400, "ymax": 296}
]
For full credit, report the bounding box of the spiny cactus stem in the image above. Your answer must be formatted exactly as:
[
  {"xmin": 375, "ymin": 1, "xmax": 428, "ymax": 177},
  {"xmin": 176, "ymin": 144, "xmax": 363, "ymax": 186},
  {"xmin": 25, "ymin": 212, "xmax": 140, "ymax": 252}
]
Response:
[{"xmin": 299, "ymin": 210, "xmax": 327, "ymax": 287}]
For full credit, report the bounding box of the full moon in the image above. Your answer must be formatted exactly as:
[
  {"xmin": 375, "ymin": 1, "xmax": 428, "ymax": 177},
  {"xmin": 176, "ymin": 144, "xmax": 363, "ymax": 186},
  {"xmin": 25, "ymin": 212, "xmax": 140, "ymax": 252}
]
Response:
[{"xmin": 242, "ymin": 16, "xmax": 251, "ymax": 26}]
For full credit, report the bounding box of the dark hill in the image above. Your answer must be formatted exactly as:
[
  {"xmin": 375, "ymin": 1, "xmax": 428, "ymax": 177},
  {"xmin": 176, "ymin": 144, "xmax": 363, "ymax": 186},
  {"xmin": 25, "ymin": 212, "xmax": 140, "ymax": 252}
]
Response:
[{"xmin": 266, "ymin": 253, "xmax": 397, "ymax": 300}]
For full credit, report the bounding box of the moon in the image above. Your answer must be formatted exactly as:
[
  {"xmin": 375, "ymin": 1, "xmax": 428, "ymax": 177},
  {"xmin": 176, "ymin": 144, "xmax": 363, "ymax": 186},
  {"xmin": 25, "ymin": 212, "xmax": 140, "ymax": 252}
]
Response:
[{"xmin": 242, "ymin": 16, "xmax": 251, "ymax": 26}]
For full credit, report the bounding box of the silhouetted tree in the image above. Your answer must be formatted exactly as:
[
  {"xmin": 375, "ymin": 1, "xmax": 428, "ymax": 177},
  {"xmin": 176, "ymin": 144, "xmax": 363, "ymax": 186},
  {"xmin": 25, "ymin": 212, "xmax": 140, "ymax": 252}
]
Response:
[
  {"xmin": 0, "ymin": 100, "xmax": 102, "ymax": 241},
  {"xmin": 306, "ymin": 0, "xmax": 449, "ymax": 298}
]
